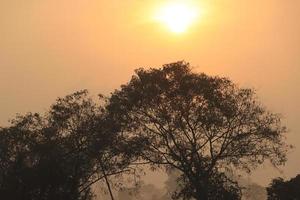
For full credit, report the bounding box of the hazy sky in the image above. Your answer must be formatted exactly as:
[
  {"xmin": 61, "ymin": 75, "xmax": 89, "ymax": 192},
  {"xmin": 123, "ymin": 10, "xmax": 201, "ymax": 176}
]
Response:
[{"xmin": 1, "ymin": 0, "xmax": 299, "ymax": 186}]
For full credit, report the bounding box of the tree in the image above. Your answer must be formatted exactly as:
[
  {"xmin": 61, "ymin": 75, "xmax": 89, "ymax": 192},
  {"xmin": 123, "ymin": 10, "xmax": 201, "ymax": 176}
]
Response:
[
  {"xmin": 107, "ymin": 61, "xmax": 289, "ymax": 200},
  {"xmin": 0, "ymin": 112, "xmax": 92, "ymax": 200},
  {"xmin": 0, "ymin": 90, "xmax": 140, "ymax": 200},
  {"xmin": 267, "ymin": 175, "xmax": 300, "ymax": 200}
]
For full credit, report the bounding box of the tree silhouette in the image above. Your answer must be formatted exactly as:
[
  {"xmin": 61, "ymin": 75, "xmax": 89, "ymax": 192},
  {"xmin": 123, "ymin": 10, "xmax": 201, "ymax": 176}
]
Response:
[
  {"xmin": 267, "ymin": 175, "xmax": 300, "ymax": 200},
  {"xmin": 0, "ymin": 90, "xmax": 140, "ymax": 200},
  {"xmin": 107, "ymin": 61, "xmax": 289, "ymax": 200},
  {"xmin": 0, "ymin": 62, "xmax": 291, "ymax": 200},
  {"xmin": 0, "ymin": 112, "xmax": 93, "ymax": 200}
]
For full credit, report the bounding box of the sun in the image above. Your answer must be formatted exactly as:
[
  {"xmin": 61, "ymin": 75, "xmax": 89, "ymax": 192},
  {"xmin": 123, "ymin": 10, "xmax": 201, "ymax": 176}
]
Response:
[{"xmin": 155, "ymin": 1, "xmax": 199, "ymax": 34}]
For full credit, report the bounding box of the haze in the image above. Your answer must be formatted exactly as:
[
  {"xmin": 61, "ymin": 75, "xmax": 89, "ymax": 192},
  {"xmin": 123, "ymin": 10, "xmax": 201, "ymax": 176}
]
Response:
[{"xmin": 0, "ymin": 0, "xmax": 299, "ymax": 187}]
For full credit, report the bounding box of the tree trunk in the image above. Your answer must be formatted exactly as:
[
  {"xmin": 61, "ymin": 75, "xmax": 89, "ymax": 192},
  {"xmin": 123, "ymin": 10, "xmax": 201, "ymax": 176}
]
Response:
[
  {"xmin": 195, "ymin": 187, "xmax": 208, "ymax": 200},
  {"xmin": 99, "ymin": 160, "xmax": 115, "ymax": 200},
  {"xmin": 193, "ymin": 177, "xmax": 209, "ymax": 200}
]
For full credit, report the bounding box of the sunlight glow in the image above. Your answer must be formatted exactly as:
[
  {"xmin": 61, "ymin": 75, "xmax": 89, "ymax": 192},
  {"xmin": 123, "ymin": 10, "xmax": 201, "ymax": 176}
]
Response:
[{"xmin": 155, "ymin": 1, "xmax": 200, "ymax": 34}]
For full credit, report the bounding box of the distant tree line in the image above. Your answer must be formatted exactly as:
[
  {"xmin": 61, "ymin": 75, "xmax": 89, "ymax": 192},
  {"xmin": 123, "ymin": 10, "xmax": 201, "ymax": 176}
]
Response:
[{"xmin": 0, "ymin": 62, "xmax": 291, "ymax": 200}]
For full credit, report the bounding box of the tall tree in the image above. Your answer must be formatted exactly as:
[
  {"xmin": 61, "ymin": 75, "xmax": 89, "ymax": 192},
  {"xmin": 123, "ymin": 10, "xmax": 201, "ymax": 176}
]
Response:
[
  {"xmin": 0, "ymin": 90, "xmax": 140, "ymax": 200},
  {"xmin": 107, "ymin": 61, "xmax": 289, "ymax": 200}
]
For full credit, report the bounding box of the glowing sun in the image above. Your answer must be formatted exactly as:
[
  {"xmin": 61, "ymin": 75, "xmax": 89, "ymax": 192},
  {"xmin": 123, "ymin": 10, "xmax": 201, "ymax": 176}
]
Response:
[{"xmin": 155, "ymin": 2, "xmax": 200, "ymax": 34}]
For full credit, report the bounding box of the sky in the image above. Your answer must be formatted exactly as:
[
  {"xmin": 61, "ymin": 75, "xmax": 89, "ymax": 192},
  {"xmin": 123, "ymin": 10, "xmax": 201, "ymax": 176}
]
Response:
[{"xmin": 0, "ymin": 0, "xmax": 299, "ymax": 186}]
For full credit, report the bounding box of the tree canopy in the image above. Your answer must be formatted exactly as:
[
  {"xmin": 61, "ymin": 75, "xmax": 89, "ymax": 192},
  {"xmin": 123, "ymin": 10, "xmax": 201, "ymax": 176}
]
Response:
[
  {"xmin": 107, "ymin": 61, "xmax": 289, "ymax": 200},
  {"xmin": 267, "ymin": 174, "xmax": 300, "ymax": 200},
  {"xmin": 0, "ymin": 62, "xmax": 290, "ymax": 200},
  {"xmin": 0, "ymin": 90, "xmax": 139, "ymax": 200}
]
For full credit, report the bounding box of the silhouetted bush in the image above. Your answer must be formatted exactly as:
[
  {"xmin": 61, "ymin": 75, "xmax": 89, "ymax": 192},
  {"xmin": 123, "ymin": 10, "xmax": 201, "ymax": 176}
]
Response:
[{"xmin": 267, "ymin": 174, "xmax": 300, "ymax": 200}]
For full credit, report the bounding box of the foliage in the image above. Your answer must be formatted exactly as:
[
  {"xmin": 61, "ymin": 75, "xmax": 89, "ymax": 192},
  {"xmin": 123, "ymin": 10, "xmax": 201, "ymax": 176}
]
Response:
[
  {"xmin": 0, "ymin": 61, "xmax": 290, "ymax": 200},
  {"xmin": 0, "ymin": 90, "xmax": 138, "ymax": 200},
  {"xmin": 267, "ymin": 175, "xmax": 300, "ymax": 200},
  {"xmin": 107, "ymin": 61, "xmax": 289, "ymax": 200}
]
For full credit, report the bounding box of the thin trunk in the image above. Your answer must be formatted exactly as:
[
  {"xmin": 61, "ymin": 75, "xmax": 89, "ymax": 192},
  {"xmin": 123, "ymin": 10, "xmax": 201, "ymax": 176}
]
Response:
[
  {"xmin": 195, "ymin": 187, "xmax": 208, "ymax": 200},
  {"xmin": 99, "ymin": 160, "xmax": 115, "ymax": 200},
  {"xmin": 193, "ymin": 175, "xmax": 209, "ymax": 200}
]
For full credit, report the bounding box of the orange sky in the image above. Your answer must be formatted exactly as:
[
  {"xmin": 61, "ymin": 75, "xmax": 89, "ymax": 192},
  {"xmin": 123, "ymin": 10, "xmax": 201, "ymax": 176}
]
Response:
[{"xmin": 0, "ymin": 0, "xmax": 299, "ymax": 186}]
